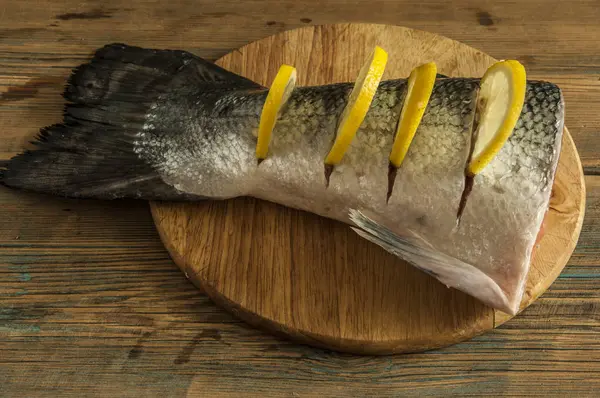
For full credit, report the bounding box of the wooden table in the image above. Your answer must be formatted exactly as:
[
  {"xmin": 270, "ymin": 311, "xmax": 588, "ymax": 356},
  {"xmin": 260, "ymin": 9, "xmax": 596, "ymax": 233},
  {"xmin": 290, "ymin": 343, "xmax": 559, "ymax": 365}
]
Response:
[{"xmin": 1, "ymin": 1, "xmax": 598, "ymax": 396}]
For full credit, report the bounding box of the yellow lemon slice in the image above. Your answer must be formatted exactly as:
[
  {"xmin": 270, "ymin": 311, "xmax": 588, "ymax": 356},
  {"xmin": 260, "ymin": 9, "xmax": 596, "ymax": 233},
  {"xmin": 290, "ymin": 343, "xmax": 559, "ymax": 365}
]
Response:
[
  {"xmin": 389, "ymin": 62, "xmax": 437, "ymax": 168},
  {"xmin": 467, "ymin": 60, "xmax": 526, "ymax": 175},
  {"xmin": 256, "ymin": 64, "xmax": 297, "ymax": 160},
  {"xmin": 324, "ymin": 46, "xmax": 388, "ymax": 165}
]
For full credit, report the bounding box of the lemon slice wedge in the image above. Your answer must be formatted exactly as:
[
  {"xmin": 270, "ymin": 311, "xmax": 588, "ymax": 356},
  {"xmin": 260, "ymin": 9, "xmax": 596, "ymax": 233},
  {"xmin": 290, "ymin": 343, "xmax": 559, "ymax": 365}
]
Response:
[
  {"xmin": 389, "ymin": 62, "xmax": 437, "ymax": 168},
  {"xmin": 324, "ymin": 46, "xmax": 388, "ymax": 165},
  {"xmin": 256, "ymin": 64, "xmax": 297, "ymax": 160},
  {"xmin": 467, "ymin": 60, "xmax": 526, "ymax": 175}
]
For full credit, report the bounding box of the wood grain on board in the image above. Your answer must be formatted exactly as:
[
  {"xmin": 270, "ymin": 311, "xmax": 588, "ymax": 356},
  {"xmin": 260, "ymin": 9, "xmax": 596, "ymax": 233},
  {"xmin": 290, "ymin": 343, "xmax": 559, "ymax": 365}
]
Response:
[
  {"xmin": 1, "ymin": 0, "xmax": 599, "ymax": 395},
  {"xmin": 150, "ymin": 24, "xmax": 585, "ymax": 354}
]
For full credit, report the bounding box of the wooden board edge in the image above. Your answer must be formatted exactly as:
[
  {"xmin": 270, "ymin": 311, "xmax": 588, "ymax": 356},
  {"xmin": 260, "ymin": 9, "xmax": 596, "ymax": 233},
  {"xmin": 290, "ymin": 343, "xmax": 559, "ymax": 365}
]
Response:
[
  {"xmin": 150, "ymin": 199, "xmax": 496, "ymax": 355},
  {"xmin": 150, "ymin": 203, "xmax": 493, "ymax": 355},
  {"xmin": 148, "ymin": 23, "xmax": 586, "ymax": 353}
]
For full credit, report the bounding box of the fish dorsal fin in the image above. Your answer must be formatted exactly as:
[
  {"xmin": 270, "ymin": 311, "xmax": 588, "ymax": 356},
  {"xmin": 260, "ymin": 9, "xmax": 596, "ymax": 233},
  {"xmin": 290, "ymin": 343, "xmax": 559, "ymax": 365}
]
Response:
[
  {"xmin": 191, "ymin": 56, "xmax": 263, "ymax": 88},
  {"xmin": 95, "ymin": 43, "xmax": 263, "ymax": 88}
]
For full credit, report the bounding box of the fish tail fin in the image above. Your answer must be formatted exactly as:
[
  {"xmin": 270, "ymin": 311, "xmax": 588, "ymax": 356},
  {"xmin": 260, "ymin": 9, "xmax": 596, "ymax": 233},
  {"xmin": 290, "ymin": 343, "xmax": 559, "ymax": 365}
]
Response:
[
  {"xmin": 1, "ymin": 43, "xmax": 259, "ymax": 200},
  {"xmin": 348, "ymin": 209, "xmax": 518, "ymax": 315},
  {"xmin": 1, "ymin": 124, "xmax": 192, "ymax": 200}
]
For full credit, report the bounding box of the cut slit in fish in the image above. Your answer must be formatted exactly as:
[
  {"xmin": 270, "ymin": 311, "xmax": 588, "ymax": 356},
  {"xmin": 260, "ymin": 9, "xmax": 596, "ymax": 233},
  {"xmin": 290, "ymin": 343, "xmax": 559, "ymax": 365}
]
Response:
[
  {"xmin": 456, "ymin": 87, "xmax": 481, "ymax": 224},
  {"xmin": 456, "ymin": 60, "xmax": 527, "ymax": 223},
  {"xmin": 386, "ymin": 163, "xmax": 398, "ymax": 203}
]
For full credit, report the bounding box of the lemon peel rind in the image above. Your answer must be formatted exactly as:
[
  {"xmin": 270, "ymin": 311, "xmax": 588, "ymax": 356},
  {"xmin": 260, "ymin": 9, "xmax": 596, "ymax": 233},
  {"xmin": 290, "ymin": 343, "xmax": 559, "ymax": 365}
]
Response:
[
  {"xmin": 388, "ymin": 62, "xmax": 437, "ymax": 168},
  {"xmin": 467, "ymin": 60, "xmax": 526, "ymax": 176},
  {"xmin": 324, "ymin": 46, "xmax": 388, "ymax": 166},
  {"xmin": 256, "ymin": 64, "xmax": 297, "ymax": 160}
]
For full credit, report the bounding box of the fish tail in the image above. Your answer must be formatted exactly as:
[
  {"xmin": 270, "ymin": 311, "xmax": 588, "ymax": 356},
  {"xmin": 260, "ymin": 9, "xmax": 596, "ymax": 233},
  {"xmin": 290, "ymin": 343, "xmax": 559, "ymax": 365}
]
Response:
[{"xmin": 1, "ymin": 43, "xmax": 259, "ymax": 200}]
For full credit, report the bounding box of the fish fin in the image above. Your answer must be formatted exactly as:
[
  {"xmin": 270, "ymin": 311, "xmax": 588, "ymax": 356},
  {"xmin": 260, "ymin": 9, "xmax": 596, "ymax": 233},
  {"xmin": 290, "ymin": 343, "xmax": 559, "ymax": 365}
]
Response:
[
  {"xmin": 0, "ymin": 125, "xmax": 199, "ymax": 200},
  {"xmin": 1, "ymin": 43, "xmax": 256, "ymax": 200},
  {"xmin": 65, "ymin": 43, "xmax": 261, "ymax": 106},
  {"xmin": 348, "ymin": 209, "xmax": 517, "ymax": 315}
]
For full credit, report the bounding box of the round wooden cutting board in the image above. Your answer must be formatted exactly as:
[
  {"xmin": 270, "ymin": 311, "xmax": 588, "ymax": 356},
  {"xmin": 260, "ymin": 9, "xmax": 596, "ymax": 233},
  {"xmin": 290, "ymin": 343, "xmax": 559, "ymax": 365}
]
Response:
[{"xmin": 150, "ymin": 23, "xmax": 585, "ymax": 354}]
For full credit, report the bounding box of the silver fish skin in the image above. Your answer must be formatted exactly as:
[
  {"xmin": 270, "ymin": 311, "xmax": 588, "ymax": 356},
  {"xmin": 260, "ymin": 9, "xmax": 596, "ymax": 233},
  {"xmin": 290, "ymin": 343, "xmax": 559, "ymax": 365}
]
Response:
[{"xmin": 1, "ymin": 44, "xmax": 564, "ymax": 314}]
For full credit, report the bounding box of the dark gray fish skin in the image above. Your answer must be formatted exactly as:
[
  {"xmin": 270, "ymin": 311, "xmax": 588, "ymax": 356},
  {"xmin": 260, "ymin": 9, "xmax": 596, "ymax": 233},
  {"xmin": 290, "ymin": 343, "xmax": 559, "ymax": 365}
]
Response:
[
  {"xmin": 137, "ymin": 77, "xmax": 481, "ymax": 202},
  {"xmin": 0, "ymin": 44, "xmax": 564, "ymax": 315},
  {"xmin": 1, "ymin": 43, "xmax": 261, "ymax": 200}
]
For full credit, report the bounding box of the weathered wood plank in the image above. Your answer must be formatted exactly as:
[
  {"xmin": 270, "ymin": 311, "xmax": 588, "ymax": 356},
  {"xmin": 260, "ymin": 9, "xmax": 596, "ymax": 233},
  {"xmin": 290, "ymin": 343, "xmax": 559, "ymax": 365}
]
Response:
[
  {"xmin": 1, "ymin": 0, "xmax": 599, "ymax": 395},
  {"xmin": 0, "ymin": 1, "xmax": 599, "ymax": 166},
  {"xmin": 1, "ymin": 182, "xmax": 598, "ymax": 395}
]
